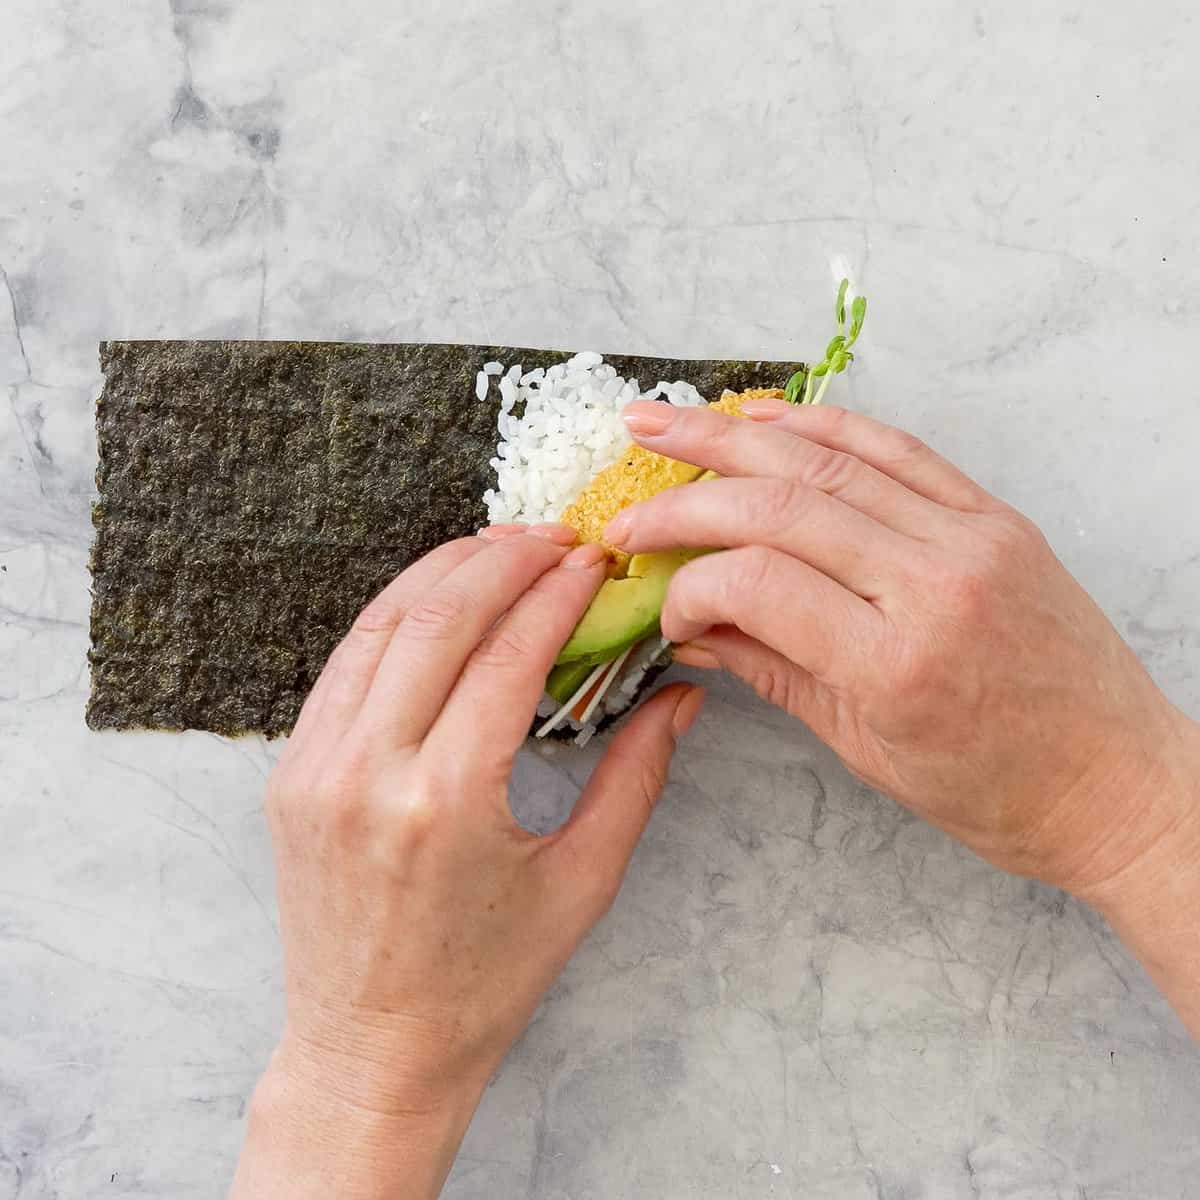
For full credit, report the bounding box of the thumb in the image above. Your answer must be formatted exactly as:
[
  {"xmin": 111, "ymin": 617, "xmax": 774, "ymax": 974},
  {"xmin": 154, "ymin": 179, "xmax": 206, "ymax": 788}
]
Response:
[
  {"xmin": 674, "ymin": 626, "xmax": 841, "ymax": 744},
  {"xmin": 550, "ymin": 683, "xmax": 704, "ymax": 918}
]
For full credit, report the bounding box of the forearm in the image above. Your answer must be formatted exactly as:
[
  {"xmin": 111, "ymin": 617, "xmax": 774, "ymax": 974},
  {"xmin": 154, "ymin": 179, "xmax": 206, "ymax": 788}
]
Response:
[
  {"xmin": 1075, "ymin": 711, "xmax": 1200, "ymax": 1038},
  {"xmin": 229, "ymin": 1042, "xmax": 479, "ymax": 1200}
]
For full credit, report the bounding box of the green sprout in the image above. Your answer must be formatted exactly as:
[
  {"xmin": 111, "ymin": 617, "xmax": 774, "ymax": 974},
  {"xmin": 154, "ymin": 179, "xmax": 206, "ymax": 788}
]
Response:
[{"xmin": 784, "ymin": 278, "xmax": 868, "ymax": 406}]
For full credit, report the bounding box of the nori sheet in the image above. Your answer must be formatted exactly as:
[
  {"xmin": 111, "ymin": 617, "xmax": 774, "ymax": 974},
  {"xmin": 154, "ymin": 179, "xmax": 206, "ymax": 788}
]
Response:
[{"xmin": 87, "ymin": 341, "xmax": 802, "ymax": 737}]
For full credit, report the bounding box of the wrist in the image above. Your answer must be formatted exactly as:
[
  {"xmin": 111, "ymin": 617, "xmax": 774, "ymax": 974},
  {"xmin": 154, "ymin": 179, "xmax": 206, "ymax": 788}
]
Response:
[
  {"xmin": 1027, "ymin": 696, "xmax": 1197, "ymax": 895},
  {"xmin": 1068, "ymin": 710, "xmax": 1200, "ymax": 905},
  {"xmin": 1070, "ymin": 710, "xmax": 1200, "ymax": 1035},
  {"xmin": 230, "ymin": 1035, "xmax": 481, "ymax": 1200}
]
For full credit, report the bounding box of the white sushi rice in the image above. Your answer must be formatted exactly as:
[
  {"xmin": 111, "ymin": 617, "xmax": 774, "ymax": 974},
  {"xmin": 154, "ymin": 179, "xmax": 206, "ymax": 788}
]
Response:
[{"xmin": 480, "ymin": 353, "xmax": 706, "ymax": 526}]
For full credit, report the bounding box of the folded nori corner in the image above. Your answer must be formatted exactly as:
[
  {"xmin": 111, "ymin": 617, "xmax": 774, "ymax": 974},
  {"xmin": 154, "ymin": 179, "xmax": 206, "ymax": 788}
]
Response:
[{"xmin": 87, "ymin": 341, "xmax": 801, "ymax": 738}]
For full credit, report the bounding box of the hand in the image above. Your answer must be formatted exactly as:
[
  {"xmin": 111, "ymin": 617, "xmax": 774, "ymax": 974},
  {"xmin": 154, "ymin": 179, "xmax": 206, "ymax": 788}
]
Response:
[
  {"xmin": 230, "ymin": 526, "xmax": 704, "ymax": 1200},
  {"xmin": 608, "ymin": 398, "xmax": 1198, "ymax": 898}
]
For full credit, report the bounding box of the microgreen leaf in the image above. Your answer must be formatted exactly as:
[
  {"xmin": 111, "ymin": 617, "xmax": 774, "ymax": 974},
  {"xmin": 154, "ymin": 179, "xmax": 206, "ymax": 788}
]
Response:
[
  {"xmin": 786, "ymin": 277, "xmax": 868, "ymax": 405},
  {"xmin": 848, "ymin": 296, "xmax": 867, "ymax": 342},
  {"xmin": 835, "ymin": 278, "xmax": 850, "ymax": 327},
  {"xmin": 784, "ymin": 370, "xmax": 806, "ymax": 403}
]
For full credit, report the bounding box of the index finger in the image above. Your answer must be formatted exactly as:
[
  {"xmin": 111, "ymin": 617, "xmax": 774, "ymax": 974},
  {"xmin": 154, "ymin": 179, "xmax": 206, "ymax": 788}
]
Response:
[
  {"xmin": 355, "ymin": 532, "xmax": 574, "ymax": 747},
  {"xmin": 619, "ymin": 400, "xmax": 942, "ymax": 537},
  {"xmin": 739, "ymin": 400, "xmax": 998, "ymax": 513},
  {"xmin": 425, "ymin": 543, "xmax": 610, "ymax": 765}
]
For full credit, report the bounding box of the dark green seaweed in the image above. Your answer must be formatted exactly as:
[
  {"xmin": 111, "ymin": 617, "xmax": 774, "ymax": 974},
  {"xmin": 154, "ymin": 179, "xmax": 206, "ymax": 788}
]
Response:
[{"xmin": 87, "ymin": 341, "xmax": 801, "ymax": 737}]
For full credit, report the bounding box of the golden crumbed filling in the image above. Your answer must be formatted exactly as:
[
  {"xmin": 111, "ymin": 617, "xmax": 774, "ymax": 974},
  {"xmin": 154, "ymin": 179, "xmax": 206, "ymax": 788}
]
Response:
[
  {"xmin": 707, "ymin": 386, "xmax": 786, "ymax": 417},
  {"xmin": 561, "ymin": 387, "xmax": 787, "ymax": 565}
]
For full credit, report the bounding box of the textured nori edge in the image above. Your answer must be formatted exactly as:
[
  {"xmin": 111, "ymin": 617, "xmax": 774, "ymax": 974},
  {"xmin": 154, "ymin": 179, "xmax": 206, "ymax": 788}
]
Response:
[{"xmin": 88, "ymin": 341, "xmax": 801, "ymax": 738}]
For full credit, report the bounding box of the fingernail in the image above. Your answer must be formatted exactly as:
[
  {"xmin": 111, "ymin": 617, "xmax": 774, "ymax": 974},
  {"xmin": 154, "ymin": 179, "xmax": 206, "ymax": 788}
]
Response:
[
  {"xmin": 561, "ymin": 542, "xmax": 607, "ymax": 569},
  {"xmin": 623, "ymin": 401, "xmax": 673, "ymax": 437},
  {"xmin": 741, "ymin": 397, "xmax": 792, "ymax": 421},
  {"xmin": 478, "ymin": 523, "xmax": 528, "ymax": 540},
  {"xmin": 672, "ymin": 686, "xmax": 706, "ymax": 736},
  {"xmin": 529, "ymin": 523, "xmax": 578, "ymax": 545},
  {"xmin": 605, "ymin": 512, "xmax": 632, "ymax": 546},
  {"xmin": 672, "ymin": 643, "xmax": 721, "ymax": 670}
]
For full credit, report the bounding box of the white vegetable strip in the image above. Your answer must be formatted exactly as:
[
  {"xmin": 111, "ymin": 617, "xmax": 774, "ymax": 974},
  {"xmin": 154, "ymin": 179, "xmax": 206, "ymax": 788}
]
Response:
[
  {"xmin": 535, "ymin": 662, "xmax": 607, "ymax": 739},
  {"xmin": 577, "ymin": 645, "xmax": 634, "ymax": 727}
]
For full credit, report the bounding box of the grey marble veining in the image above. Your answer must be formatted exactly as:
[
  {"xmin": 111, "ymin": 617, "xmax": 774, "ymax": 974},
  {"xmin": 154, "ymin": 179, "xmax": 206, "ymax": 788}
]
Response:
[{"xmin": 3, "ymin": 1, "xmax": 1199, "ymax": 1197}]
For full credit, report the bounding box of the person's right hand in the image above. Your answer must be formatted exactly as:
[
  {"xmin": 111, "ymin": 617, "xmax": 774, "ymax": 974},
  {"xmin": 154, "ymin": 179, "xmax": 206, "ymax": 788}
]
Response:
[{"xmin": 605, "ymin": 397, "xmax": 1200, "ymax": 1033}]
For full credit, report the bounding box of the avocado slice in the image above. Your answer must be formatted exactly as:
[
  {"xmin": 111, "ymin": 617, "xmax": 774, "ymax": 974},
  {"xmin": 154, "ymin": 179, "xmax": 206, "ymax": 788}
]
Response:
[
  {"xmin": 554, "ymin": 548, "xmax": 702, "ymax": 668},
  {"xmin": 545, "ymin": 659, "xmax": 599, "ymax": 705}
]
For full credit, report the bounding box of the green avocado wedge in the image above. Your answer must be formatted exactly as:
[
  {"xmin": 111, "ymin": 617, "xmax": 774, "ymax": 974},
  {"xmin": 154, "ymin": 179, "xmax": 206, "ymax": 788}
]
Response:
[
  {"xmin": 554, "ymin": 548, "xmax": 704, "ymax": 669},
  {"xmin": 545, "ymin": 659, "xmax": 598, "ymax": 705}
]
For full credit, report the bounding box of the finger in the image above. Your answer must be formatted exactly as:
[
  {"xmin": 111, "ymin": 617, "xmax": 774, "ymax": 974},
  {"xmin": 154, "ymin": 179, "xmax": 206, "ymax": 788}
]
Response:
[
  {"xmin": 547, "ymin": 683, "xmax": 703, "ymax": 921},
  {"xmin": 738, "ymin": 399, "xmax": 997, "ymax": 513},
  {"xmin": 674, "ymin": 626, "xmax": 842, "ymax": 745},
  {"xmin": 286, "ymin": 537, "xmax": 488, "ymax": 756},
  {"xmin": 425, "ymin": 543, "xmax": 610, "ymax": 766},
  {"xmin": 621, "ymin": 400, "xmax": 942, "ymax": 536},
  {"xmin": 284, "ymin": 639, "xmax": 345, "ymax": 757},
  {"xmin": 663, "ymin": 546, "xmax": 881, "ymax": 688},
  {"xmin": 607, "ymin": 476, "xmax": 912, "ymax": 600},
  {"xmin": 479, "ymin": 521, "xmax": 579, "ymax": 545},
  {"xmin": 356, "ymin": 532, "xmax": 572, "ymax": 746},
  {"xmin": 477, "ymin": 522, "xmax": 529, "ymax": 540}
]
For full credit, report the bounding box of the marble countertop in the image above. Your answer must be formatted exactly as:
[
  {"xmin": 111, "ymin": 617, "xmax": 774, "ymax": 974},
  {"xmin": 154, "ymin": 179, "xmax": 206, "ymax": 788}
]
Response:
[{"xmin": 3, "ymin": 2, "xmax": 1199, "ymax": 1196}]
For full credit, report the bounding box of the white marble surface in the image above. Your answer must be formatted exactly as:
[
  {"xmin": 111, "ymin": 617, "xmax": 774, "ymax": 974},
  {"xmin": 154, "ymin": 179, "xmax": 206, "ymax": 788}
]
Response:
[{"xmin": 3, "ymin": 1, "xmax": 1199, "ymax": 1196}]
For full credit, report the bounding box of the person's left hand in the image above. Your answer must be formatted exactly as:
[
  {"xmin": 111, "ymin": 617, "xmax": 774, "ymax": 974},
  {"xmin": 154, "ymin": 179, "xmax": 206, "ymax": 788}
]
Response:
[{"xmin": 230, "ymin": 524, "xmax": 704, "ymax": 1200}]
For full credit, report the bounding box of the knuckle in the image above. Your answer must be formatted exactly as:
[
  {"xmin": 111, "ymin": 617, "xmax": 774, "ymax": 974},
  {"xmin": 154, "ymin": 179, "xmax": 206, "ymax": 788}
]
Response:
[
  {"xmin": 886, "ymin": 642, "xmax": 939, "ymax": 701},
  {"xmin": 800, "ymin": 445, "xmax": 856, "ymax": 495},
  {"xmin": 636, "ymin": 757, "xmax": 669, "ymax": 814},
  {"xmin": 402, "ymin": 586, "xmax": 474, "ymax": 640},
  {"xmin": 749, "ymin": 662, "xmax": 800, "ymax": 712},
  {"xmin": 367, "ymin": 793, "xmax": 440, "ymax": 870},
  {"xmin": 941, "ymin": 568, "xmax": 992, "ymax": 620},
  {"xmin": 318, "ymin": 761, "xmax": 370, "ymax": 825},
  {"xmin": 304, "ymin": 737, "xmax": 379, "ymax": 833},
  {"xmin": 351, "ymin": 590, "xmax": 405, "ymax": 637},
  {"xmin": 960, "ymin": 510, "xmax": 1040, "ymax": 587},
  {"xmin": 728, "ymin": 544, "xmax": 776, "ymax": 597},
  {"xmin": 741, "ymin": 479, "xmax": 805, "ymax": 528},
  {"xmin": 823, "ymin": 405, "xmax": 853, "ymax": 437},
  {"xmin": 394, "ymin": 789, "xmax": 441, "ymax": 848},
  {"xmin": 799, "ymin": 403, "xmax": 848, "ymax": 441},
  {"xmin": 987, "ymin": 508, "xmax": 1039, "ymax": 556},
  {"xmin": 883, "ymin": 428, "xmax": 928, "ymax": 465},
  {"xmin": 471, "ymin": 623, "xmax": 539, "ymax": 671},
  {"xmin": 687, "ymin": 408, "xmax": 735, "ymax": 455},
  {"xmin": 430, "ymin": 744, "xmax": 505, "ymax": 799},
  {"xmin": 424, "ymin": 745, "xmax": 470, "ymax": 792}
]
